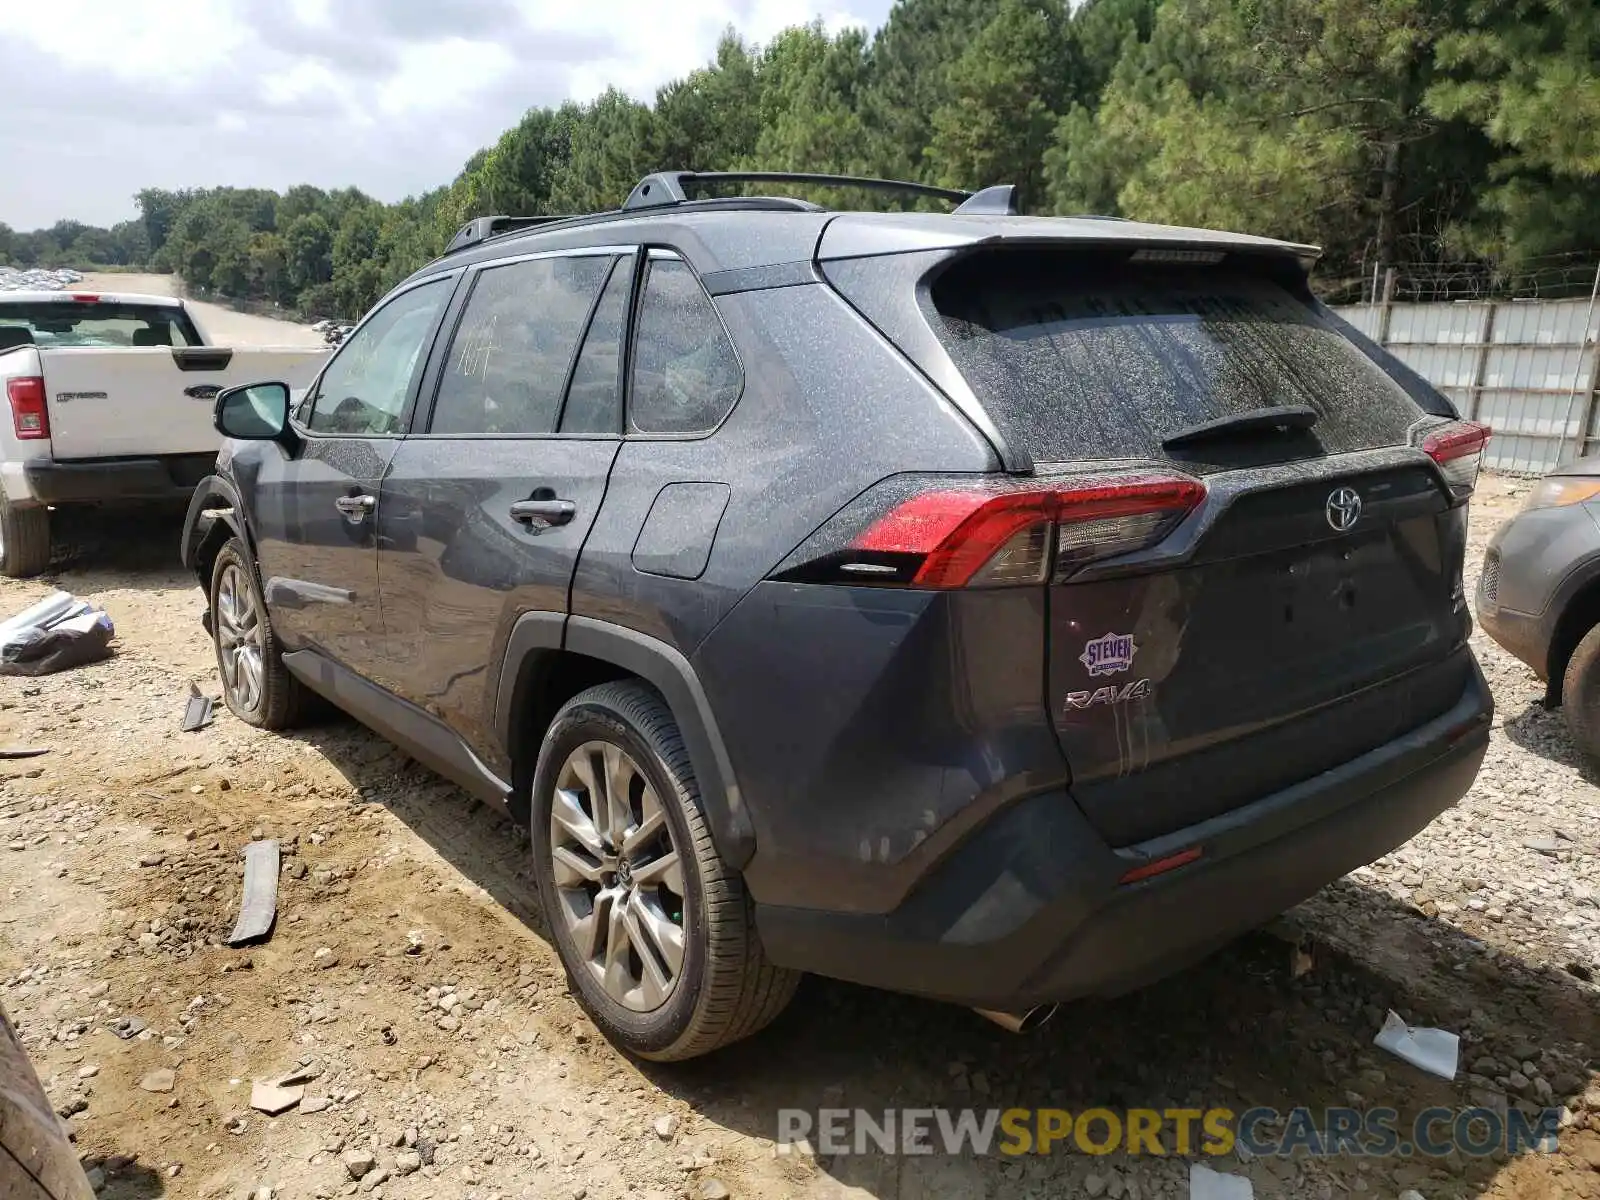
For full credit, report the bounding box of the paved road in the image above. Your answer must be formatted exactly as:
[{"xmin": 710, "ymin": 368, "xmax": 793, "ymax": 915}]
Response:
[{"xmin": 77, "ymin": 272, "xmax": 326, "ymax": 348}]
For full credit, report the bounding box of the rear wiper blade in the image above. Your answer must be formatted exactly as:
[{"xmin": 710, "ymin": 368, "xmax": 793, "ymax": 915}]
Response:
[{"xmin": 1161, "ymin": 404, "xmax": 1318, "ymax": 449}]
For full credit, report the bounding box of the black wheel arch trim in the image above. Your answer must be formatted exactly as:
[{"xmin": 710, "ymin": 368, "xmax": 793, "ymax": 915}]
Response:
[
  {"xmin": 494, "ymin": 612, "xmax": 755, "ymax": 869},
  {"xmin": 1543, "ymin": 552, "xmax": 1600, "ymax": 693},
  {"xmin": 180, "ymin": 472, "xmax": 251, "ymax": 577}
]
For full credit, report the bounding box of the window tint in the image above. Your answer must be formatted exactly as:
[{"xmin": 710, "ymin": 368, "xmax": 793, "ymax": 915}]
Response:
[
  {"xmin": 432, "ymin": 255, "xmax": 613, "ymax": 436},
  {"xmin": 306, "ymin": 279, "xmax": 450, "ymax": 436},
  {"xmin": 927, "ymin": 250, "xmax": 1423, "ymax": 470},
  {"xmin": 560, "ymin": 257, "xmax": 632, "ymax": 434},
  {"xmin": 628, "ymin": 258, "xmax": 741, "ymax": 435}
]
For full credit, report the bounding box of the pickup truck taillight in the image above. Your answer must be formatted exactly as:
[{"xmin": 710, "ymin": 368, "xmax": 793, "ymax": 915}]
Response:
[{"xmin": 6, "ymin": 376, "xmax": 49, "ymax": 440}]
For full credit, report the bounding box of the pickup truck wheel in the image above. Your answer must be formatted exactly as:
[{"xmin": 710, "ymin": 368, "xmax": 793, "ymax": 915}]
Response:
[
  {"xmin": 211, "ymin": 538, "xmax": 308, "ymax": 730},
  {"xmin": 0, "ymin": 497, "xmax": 51, "ymax": 578},
  {"xmin": 1562, "ymin": 622, "xmax": 1600, "ymax": 763},
  {"xmin": 531, "ymin": 681, "xmax": 799, "ymax": 1061}
]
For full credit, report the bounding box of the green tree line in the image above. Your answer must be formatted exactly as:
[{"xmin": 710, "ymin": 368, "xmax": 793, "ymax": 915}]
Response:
[{"xmin": 4, "ymin": 0, "xmax": 1596, "ymax": 317}]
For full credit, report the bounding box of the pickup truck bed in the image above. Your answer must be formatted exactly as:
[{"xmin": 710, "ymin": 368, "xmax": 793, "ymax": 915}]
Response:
[{"xmin": 0, "ymin": 291, "xmax": 327, "ymax": 576}]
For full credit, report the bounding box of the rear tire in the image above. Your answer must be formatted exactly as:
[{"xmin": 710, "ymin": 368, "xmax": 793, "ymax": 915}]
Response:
[
  {"xmin": 1562, "ymin": 622, "xmax": 1600, "ymax": 763},
  {"xmin": 0, "ymin": 497, "xmax": 50, "ymax": 578},
  {"xmin": 531, "ymin": 680, "xmax": 799, "ymax": 1061},
  {"xmin": 210, "ymin": 537, "xmax": 309, "ymax": 730}
]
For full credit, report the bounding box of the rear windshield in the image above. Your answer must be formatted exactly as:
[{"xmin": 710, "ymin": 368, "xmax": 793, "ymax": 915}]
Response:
[
  {"xmin": 0, "ymin": 301, "xmax": 199, "ymax": 350},
  {"xmin": 926, "ymin": 251, "xmax": 1423, "ymax": 468}
]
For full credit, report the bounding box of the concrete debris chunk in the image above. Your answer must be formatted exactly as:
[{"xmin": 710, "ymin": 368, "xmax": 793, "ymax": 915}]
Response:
[
  {"xmin": 139, "ymin": 1068, "xmax": 175, "ymax": 1093},
  {"xmin": 249, "ymin": 1080, "xmax": 304, "ymax": 1115}
]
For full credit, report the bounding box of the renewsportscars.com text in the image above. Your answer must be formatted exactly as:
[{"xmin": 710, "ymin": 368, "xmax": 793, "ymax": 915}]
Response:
[{"xmin": 777, "ymin": 1106, "xmax": 1561, "ymax": 1158}]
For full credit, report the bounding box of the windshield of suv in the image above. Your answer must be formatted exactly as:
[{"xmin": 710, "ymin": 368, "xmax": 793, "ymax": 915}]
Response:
[
  {"xmin": 0, "ymin": 301, "xmax": 200, "ymax": 349},
  {"xmin": 927, "ymin": 249, "xmax": 1424, "ymax": 469}
]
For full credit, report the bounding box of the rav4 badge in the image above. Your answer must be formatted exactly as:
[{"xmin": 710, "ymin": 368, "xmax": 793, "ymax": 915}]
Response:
[{"xmin": 1065, "ymin": 678, "xmax": 1153, "ymax": 711}]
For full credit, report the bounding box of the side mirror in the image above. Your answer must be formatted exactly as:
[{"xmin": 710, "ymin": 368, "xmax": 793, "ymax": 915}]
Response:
[{"xmin": 215, "ymin": 382, "xmax": 290, "ymax": 441}]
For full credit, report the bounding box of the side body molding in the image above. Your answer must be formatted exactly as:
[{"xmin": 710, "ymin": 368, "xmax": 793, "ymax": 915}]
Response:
[
  {"xmin": 493, "ymin": 612, "xmax": 755, "ymax": 868},
  {"xmin": 284, "ymin": 649, "xmax": 513, "ymax": 811}
]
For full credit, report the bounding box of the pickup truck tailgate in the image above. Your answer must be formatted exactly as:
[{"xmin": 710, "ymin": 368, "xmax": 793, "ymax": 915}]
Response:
[{"xmin": 42, "ymin": 347, "xmax": 327, "ymax": 458}]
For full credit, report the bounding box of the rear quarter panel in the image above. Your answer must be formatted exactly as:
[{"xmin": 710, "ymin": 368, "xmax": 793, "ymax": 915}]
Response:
[{"xmin": 568, "ymin": 281, "xmax": 999, "ymax": 657}]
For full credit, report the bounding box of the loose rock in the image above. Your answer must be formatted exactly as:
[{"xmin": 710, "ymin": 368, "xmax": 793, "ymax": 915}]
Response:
[{"xmin": 341, "ymin": 1149, "xmax": 376, "ymax": 1180}]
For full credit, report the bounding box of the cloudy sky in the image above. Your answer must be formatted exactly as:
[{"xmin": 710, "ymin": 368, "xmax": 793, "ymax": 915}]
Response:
[{"xmin": 1, "ymin": 0, "xmax": 894, "ymax": 231}]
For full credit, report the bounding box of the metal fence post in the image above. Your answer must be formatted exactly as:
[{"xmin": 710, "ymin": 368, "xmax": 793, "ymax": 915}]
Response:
[
  {"xmin": 1569, "ymin": 263, "xmax": 1600, "ymax": 463},
  {"xmin": 1375, "ymin": 267, "xmax": 1397, "ymax": 347},
  {"xmin": 1468, "ymin": 301, "xmax": 1498, "ymax": 422}
]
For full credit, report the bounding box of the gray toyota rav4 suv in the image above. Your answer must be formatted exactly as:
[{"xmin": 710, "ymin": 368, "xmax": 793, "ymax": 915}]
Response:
[{"xmin": 181, "ymin": 172, "xmax": 1494, "ymax": 1060}]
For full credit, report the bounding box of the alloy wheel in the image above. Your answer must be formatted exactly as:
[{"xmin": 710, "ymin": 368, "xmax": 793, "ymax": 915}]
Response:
[
  {"xmin": 549, "ymin": 740, "xmax": 687, "ymax": 1012},
  {"xmin": 216, "ymin": 563, "xmax": 265, "ymax": 713}
]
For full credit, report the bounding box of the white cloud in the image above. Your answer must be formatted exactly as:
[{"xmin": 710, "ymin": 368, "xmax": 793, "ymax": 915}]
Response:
[{"xmin": 0, "ymin": 0, "xmax": 892, "ymax": 230}]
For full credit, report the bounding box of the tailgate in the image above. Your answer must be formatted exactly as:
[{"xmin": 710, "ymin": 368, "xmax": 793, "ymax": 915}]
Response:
[
  {"xmin": 1051, "ymin": 464, "xmax": 1473, "ymax": 846},
  {"xmin": 42, "ymin": 347, "xmax": 328, "ymax": 459},
  {"xmin": 903, "ymin": 244, "xmax": 1475, "ymax": 846}
]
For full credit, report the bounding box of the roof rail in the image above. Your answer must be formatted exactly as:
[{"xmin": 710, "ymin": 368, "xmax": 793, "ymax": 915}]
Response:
[
  {"xmin": 622, "ymin": 171, "xmax": 990, "ymax": 212},
  {"xmin": 444, "ymin": 214, "xmax": 576, "ymax": 255}
]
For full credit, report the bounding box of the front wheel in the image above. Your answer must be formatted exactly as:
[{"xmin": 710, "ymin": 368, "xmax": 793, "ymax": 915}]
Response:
[
  {"xmin": 210, "ymin": 538, "xmax": 308, "ymax": 729},
  {"xmin": 531, "ymin": 681, "xmax": 799, "ymax": 1061},
  {"xmin": 1562, "ymin": 622, "xmax": 1600, "ymax": 763}
]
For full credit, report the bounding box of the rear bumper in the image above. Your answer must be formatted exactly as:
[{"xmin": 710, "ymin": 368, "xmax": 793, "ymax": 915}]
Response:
[
  {"xmin": 19, "ymin": 454, "xmax": 215, "ymax": 507},
  {"xmin": 754, "ymin": 655, "xmax": 1493, "ymax": 1008}
]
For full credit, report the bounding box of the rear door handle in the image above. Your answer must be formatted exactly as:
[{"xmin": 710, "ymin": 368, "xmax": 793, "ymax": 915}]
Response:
[
  {"xmin": 509, "ymin": 498, "xmax": 576, "ymax": 531},
  {"xmin": 334, "ymin": 494, "xmax": 376, "ymax": 518}
]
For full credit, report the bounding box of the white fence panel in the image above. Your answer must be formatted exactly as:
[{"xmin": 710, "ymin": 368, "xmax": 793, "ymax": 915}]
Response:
[{"xmin": 1332, "ymin": 296, "xmax": 1599, "ymax": 475}]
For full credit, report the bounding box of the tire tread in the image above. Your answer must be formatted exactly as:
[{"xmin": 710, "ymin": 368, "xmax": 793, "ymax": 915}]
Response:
[
  {"xmin": 546, "ymin": 680, "xmax": 798, "ymax": 1061},
  {"xmin": 0, "ymin": 499, "xmax": 50, "ymax": 579}
]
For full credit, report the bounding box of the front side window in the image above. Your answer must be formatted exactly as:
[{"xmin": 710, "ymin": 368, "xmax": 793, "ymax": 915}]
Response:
[
  {"xmin": 305, "ymin": 278, "xmax": 451, "ymax": 437},
  {"xmin": 628, "ymin": 257, "xmax": 741, "ymax": 435},
  {"xmin": 431, "ymin": 254, "xmax": 613, "ymax": 436}
]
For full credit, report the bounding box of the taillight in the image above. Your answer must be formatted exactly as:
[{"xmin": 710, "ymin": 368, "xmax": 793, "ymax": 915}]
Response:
[
  {"xmin": 6, "ymin": 376, "xmax": 48, "ymax": 440},
  {"xmin": 1417, "ymin": 420, "xmax": 1490, "ymax": 498},
  {"xmin": 773, "ymin": 470, "xmax": 1206, "ymax": 589}
]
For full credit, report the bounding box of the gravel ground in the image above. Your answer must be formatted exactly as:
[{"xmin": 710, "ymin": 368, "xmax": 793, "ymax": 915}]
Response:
[{"xmin": 0, "ymin": 473, "xmax": 1597, "ymax": 1200}]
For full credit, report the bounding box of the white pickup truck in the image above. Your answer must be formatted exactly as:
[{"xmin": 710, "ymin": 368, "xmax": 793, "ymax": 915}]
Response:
[{"xmin": 0, "ymin": 290, "xmax": 328, "ymax": 576}]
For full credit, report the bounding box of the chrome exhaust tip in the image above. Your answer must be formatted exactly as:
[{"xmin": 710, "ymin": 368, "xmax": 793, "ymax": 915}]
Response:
[{"xmin": 972, "ymin": 1004, "xmax": 1058, "ymax": 1034}]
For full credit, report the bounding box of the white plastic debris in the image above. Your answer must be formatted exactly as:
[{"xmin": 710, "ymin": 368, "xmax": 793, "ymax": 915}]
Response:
[
  {"xmin": 1190, "ymin": 1162, "xmax": 1254, "ymax": 1199},
  {"xmin": 1374, "ymin": 1009, "xmax": 1460, "ymax": 1080},
  {"xmin": 0, "ymin": 590, "xmax": 114, "ymax": 676},
  {"xmin": 0, "ymin": 590, "xmax": 85, "ymax": 645}
]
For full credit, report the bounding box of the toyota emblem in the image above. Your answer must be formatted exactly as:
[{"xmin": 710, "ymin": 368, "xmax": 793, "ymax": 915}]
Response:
[{"xmin": 1326, "ymin": 486, "xmax": 1362, "ymax": 532}]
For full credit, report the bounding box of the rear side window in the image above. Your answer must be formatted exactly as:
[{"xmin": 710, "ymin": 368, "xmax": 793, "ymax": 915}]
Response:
[
  {"xmin": 432, "ymin": 254, "xmax": 613, "ymax": 436},
  {"xmin": 0, "ymin": 301, "xmax": 199, "ymax": 348},
  {"xmin": 927, "ymin": 250, "xmax": 1424, "ymax": 468},
  {"xmin": 560, "ymin": 256, "xmax": 632, "ymax": 434},
  {"xmin": 628, "ymin": 257, "xmax": 741, "ymax": 435}
]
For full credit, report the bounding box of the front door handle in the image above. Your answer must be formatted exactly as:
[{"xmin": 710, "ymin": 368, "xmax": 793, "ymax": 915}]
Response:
[
  {"xmin": 509, "ymin": 498, "xmax": 576, "ymax": 532},
  {"xmin": 334, "ymin": 493, "xmax": 376, "ymax": 519}
]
